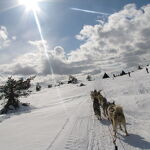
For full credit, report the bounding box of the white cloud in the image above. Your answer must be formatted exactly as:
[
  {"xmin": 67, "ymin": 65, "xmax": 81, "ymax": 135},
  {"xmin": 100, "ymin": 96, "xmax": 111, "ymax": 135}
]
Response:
[
  {"xmin": 54, "ymin": 46, "xmax": 65, "ymax": 57},
  {"xmin": 1, "ymin": 4, "xmax": 150, "ymax": 76},
  {"xmin": 0, "ymin": 42, "xmax": 95, "ymax": 75},
  {"xmin": 69, "ymin": 3, "xmax": 150, "ymax": 71},
  {"xmin": 12, "ymin": 36, "xmax": 16, "ymax": 40},
  {"xmin": 0, "ymin": 26, "xmax": 8, "ymax": 40},
  {"xmin": 28, "ymin": 40, "xmax": 48, "ymax": 52},
  {"xmin": 0, "ymin": 26, "xmax": 11, "ymax": 49}
]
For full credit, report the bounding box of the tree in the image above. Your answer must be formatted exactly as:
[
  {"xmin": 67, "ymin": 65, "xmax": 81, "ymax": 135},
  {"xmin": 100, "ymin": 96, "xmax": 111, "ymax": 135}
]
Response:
[
  {"xmin": 68, "ymin": 75, "xmax": 78, "ymax": 84},
  {"xmin": 120, "ymin": 70, "xmax": 126, "ymax": 76},
  {"xmin": 0, "ymin": 76, "xmax": 35, "ymax": 114},
  {"xmin": 86, "ymin": 75, "xmax": 92, "ymax": 81},
  {"xmin": 102, "ymin": 73, "xmax": 110, "ymax": 79}
]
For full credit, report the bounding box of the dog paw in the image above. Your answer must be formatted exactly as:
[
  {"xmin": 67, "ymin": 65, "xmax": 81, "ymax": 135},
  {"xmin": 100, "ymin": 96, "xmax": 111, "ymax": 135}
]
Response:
[
  {"xmin": 125, "ymin": 133, "xmax": 129, "ymax": 136},
  {"xmin": 99, "ymin": 117, "xmax": 102, "ymax": 121}
]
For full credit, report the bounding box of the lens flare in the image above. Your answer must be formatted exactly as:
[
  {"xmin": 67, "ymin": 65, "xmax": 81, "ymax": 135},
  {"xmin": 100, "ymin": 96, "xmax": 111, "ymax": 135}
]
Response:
[
  {"xmin": 19, "ymin": 0, "xmax": 40, "ymax": 11},
  {"xmin": 33, "ymin": 10, "xmax": 69, "ymax": 115},
  {"xmin": 18, "ymin": 0, "xmax": 69, "ymax": 115}
]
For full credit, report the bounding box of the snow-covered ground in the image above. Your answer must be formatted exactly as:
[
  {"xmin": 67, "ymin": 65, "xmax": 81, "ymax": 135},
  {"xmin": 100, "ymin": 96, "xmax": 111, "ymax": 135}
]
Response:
[{"xmin": 0, "ymin": 68, "xmax": 150, "ymax": 150}]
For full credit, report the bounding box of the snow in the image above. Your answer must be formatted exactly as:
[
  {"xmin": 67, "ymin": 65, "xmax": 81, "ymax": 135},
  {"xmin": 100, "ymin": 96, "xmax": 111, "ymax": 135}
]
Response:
[{"xmin": 0, "ymin": 68, "xmax": 150, "ymax": 150}]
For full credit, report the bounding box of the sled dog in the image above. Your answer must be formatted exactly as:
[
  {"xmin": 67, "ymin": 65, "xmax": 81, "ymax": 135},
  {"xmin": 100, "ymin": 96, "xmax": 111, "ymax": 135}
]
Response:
[
  {"xmin": 93, "ymin": 97, "xmax": 101, "ymax": 120},
  {"xmin": 90, "ymin": 90, "xmax": 98, "ymax": 100},
  {"xmin": 107, "ymin": 105, "xmax": 128, "ymax": 137}
]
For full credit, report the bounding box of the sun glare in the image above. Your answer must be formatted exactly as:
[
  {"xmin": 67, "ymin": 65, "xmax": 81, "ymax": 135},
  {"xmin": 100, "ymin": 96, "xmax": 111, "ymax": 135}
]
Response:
[{"xmin": 19, "ymin": 0, "xmax": 40, "ymax": 11}]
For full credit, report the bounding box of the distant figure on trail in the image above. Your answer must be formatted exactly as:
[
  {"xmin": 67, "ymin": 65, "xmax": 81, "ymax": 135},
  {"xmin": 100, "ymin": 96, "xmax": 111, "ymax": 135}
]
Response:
[
  {"xmin": 36, "ymin": 83, "xmax": 41, "ymax": 91},
  {"xmin": 146, "ymin": 67, "xmax": 149, "ymax": 73},
  {"xmin": 128, "ymin": 72, "xmax": 131, "ymax": 77},
  {"xmin": 138, "ymin": 65, "xmax": 142, "ymax": 70},
  {"xmin": 93, "ymin": 97, "xmax": 101, "ymax": 120}
]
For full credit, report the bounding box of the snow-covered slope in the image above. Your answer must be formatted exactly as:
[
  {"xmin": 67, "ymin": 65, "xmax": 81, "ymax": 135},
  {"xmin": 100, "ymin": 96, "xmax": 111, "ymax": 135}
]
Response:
[{"xmin": 0, "ymin": 68, "xmax": 150, "ymax": 150}]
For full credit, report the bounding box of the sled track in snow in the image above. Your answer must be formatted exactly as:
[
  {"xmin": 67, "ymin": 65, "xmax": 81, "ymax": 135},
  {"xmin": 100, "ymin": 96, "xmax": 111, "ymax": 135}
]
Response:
[
  {"xmin": 63, "ymin": 99, "xmax": 114, "ymax": 150},
  {"xmin": 64, "ymin": 100, "xmax": 94, "ymax": 150},
  {"xmin": 34, "ymin": 94, "xmax": 87, "ymax": 111},
  {"xmin": 63, "ymin": 98, "xmax": 132, "ymax": 150},
  {"xmin": 46, "ymin": 96, "xmax": 142, "ymax": 150},
  {"xmin": 46, "ymin": 118, "xmax": 70, "ymax": 150},
  {"xmin": 46, "ymin": 95, "xmax": 88, "ymax": 150},
  {"xmin": 88, "ymin": 102, "xmax": 113, "ymax": 150}
]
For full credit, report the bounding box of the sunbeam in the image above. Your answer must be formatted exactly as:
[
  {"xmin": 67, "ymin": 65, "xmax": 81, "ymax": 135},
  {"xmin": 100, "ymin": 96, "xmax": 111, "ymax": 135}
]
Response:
[
  {"xmin": 31, "ymin": 7, "xmax": 69, "ymax": 116},
  {"xmin": 32, "ymin": 9, "xmax": 55, "ymax": 79},
  {"xmin": 19, "ymin": 0, "xmax": 40, "ymax": 12},
  {"xmin": 0, "ymin": 0, "xmax": 69, "ymax": 115}
]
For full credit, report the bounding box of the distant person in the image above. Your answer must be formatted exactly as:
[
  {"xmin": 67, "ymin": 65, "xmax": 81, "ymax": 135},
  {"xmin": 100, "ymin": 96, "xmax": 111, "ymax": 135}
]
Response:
[
  {"xmin": 128, "ymin": 72, "xmax": 131, "ymax": 77},
  {"xmin": 138, "ymin": 65, "xmax": 142, "ymax": 70},
  {"xmin": 113, "ymin": 74, "xmax": 116, "ymax": 78},
  {"xmin": 36, "ymin": 83, "xmax": 41, "ymax": 91},
  {"xmin": 146, "ymin": 67, "xmax": 149, "ymax": 73}
]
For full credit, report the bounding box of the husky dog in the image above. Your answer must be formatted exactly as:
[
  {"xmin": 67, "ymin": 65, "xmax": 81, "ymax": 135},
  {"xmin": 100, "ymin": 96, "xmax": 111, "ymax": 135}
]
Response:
[
  {"xmin": 93, "ymin": 97, "xmax": 101, "ymax": 120},
  {"xmin": 97, "ymin": 94, "xmax": 109, "ymax": 117},
  {"xmin": 91, "ymin": 90, "xmax": 101, "ymax": 120},
  {"xmin": 97, "ymin": 93, "xmax": 104, "ymax": 105},
  {"xmin": 101, "ymin": 100, "xmax": 114, "ymax": 118},
  {"xmin": 90, "ymin": 91, "xmax": 94, "ymax": 100},
  {"xmin": 90, "ymin": 90, "xmax": 98, "ymax": 100},
  {"xmin": 107, "ymin": 101, "xmax": 115, "ymax": 120},
  {"xmin": 107, "ymin": 105, "xmax": 128, "ymax": 137}
]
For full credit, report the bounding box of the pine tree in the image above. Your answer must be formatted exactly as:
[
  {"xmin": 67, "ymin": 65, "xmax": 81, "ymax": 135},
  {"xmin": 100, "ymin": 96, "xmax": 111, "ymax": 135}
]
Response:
[
  {"xmin": 86, "ymin": 75, "xmax": 92, "ymax": 81},
  {"xmin": 0, "ymin": 76, "xmax": 35, "ymax": 114},
  {"xmin": 68, "ymin": 75, "xmax": 78, "ymax": 84}
]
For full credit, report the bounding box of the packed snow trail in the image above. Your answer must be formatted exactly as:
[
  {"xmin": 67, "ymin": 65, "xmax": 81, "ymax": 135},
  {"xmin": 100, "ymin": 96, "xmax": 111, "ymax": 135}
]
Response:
[
  {"xmin": 0, "ymin": 68, "xmax": 150, "ymax": 150},
  {"xmin": 50, "ymin": 94, "xmax": 114, "ymax": 150}
]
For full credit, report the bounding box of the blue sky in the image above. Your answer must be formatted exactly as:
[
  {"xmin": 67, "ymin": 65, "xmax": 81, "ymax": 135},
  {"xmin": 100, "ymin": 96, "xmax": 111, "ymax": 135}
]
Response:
[
  {"xmin": 0, "ymin": 0, "xmax": 150, "ymax": 76},
  {"xmin": 0, "ymin": 0, "xmax": 149, "ymax": 51}
]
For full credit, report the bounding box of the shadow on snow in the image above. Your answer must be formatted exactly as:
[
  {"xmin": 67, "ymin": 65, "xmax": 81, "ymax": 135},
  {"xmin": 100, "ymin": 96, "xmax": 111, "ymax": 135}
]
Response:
[
  {"xmin": 122, "ymin": 133, "xmax": 150, "ymax": 149},
  {"xmin": 0, "ymin": 105, "xmax": 35, "ymax": 123}
]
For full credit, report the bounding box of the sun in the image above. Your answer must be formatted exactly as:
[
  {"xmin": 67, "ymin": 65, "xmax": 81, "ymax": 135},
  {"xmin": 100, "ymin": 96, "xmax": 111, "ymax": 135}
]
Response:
[{"xmin": 19, "ymin": 0, "xmax": 40, "ymax": 11}]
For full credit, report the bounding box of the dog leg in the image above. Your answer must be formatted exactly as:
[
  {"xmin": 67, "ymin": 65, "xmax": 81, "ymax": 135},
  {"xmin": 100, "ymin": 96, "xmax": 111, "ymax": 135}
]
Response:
[
  {"xmin": 98, "ymin": 109, "xmax": 102, "ymax": 120},
  {"xmin": 113, "ymin": 121, "xmax": 117, "ymax": 137},
  {"xmin": 103, "ymin": 107, "xmax": 106, "ymax": 117},
  {"xmin": 99, "ymin": 112, "xmax": 102, "ymax": 120},
  {"xmin": 110, "ymin": 118, "xmax": 113, "ymax": 125},
  {"xmin": 98, "ymin": 115, "xmax": 102, "ymax": 120},
  {"xmin": 119, "ymin": 124, "xmax": 123, "ymax": 131},
  {"xmin": 123, "ymin": 123, "xmax": 129, "ymax": 136}
]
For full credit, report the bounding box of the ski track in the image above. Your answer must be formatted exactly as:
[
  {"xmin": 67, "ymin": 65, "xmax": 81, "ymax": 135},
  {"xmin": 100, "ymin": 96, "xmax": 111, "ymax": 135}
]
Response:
[
  {"xmin": 0, "ymin": 94, "xmax": 86, "ymax": 123},
  {"xmin": 51, "ymin": 96, "xmax": 115, "ymax": 150},
  {"xmin": 1, "ymin": 92, "xmax": 149, "ymax": 150},
  {"xmin": 63, "ymin": 99, "xmax": 115, "ymax": 150},
  {"xmin": 51, "ymin": 96, "xmax": 149, "ymax": 150},
  {"xmin": 46, "ymin": 95, "xmax": 88, "ymax": 150},
  {"xmin": 1, "ymin": 69, "xmax": 150, "ymax": 150},
  {"xmin": 64, "ymin": 100, "xmax": 93, "ymax": 150}
]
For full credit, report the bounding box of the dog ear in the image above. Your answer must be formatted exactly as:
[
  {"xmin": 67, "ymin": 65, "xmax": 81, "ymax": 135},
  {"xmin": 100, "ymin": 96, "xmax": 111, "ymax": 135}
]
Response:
[
  {"xmin": 99, "ymin": 90, "xmax": 102, "ymax": 93},
  {"xmin": 112, "ymin": 101, "xmax": 115, "ymax": 104}
]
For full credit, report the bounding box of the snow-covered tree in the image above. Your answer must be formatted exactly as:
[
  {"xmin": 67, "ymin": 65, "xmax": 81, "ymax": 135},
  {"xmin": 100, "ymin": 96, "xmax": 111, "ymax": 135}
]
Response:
[
  {"xmin": 0, "ymin": 76, "xmax": 35, "ymax": 114},
  {"xmin": 68, "ymin": 75, "xmax": 78, "ymax": 84},
  {"xmin": 86, "ymin": 75, "xmax": 92, "ymax": 81}
]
